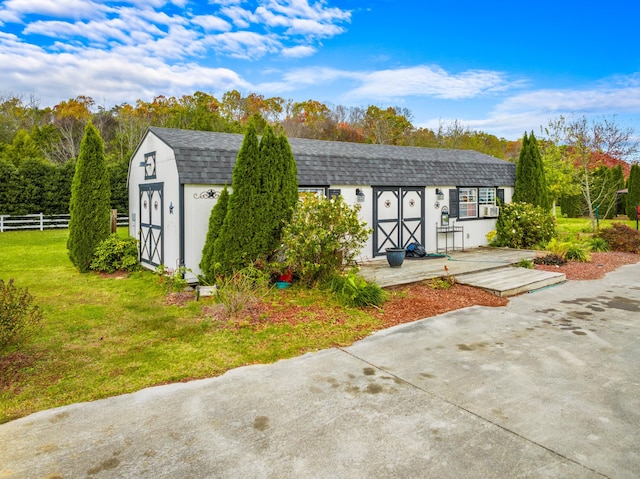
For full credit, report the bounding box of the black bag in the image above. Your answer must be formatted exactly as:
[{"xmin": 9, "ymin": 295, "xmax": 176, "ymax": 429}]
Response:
[{"xmin": 406, "ymin": 242, "xmax": 427, "ymax": 258}]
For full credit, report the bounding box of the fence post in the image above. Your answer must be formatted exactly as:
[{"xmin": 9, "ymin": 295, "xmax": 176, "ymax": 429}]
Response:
[
  {"xmin": 40, "ymin": 212, "xmax": 44, "ymax": 231},
  {"xmin": 111, "ymin": 209, "xmax": 118, "ymax": 233},
  {"xmin": 0, "ymin": 215, "xmax": 3, "ymax": 233}
]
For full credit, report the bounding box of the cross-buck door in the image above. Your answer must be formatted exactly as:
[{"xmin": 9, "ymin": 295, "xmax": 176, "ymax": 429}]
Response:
[
  {"xmin": 139, "ymin": 183, "xmax": 163, "ymax": 267},
  {"xmin": 373, "ymin": 187, "xmax": 425, "ymax": 256}
]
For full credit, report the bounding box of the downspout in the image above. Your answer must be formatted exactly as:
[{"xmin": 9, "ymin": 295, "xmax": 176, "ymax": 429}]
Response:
[{"xmin": 179, "ymin": 183, "xmax": 185, "ymax": 269}]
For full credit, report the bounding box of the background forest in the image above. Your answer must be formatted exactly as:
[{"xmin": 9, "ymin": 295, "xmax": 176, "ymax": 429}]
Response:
[
  {"xmin": 0, "ymin": 91, "xmax": 519, "ymax": 217},
  {"xmin": 0, "ymin": 90, "xmax": 634, "ymax": 218}
]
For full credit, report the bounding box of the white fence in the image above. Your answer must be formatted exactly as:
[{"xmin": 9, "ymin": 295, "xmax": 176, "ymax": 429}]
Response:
[{"xmin": 0, "ymin": 213, "xmax": 129, "ymax": 232}]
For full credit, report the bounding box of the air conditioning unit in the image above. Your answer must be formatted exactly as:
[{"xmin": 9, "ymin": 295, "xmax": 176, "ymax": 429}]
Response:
[{"xmin": 480, "ymin": 205, "xmax": 500, "ymax": 217}]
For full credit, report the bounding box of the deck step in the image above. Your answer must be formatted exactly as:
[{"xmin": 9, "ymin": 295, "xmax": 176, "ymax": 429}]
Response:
[{"xmin": 456, "ymin": 266, "xmax": 566, "ymax": 297}]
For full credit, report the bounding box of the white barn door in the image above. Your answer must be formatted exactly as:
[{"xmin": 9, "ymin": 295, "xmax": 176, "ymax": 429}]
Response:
[
  {"xmin": 139, "ymin": 183, "xmax": 164, "ymax": 267},
  {"xmin": 373, "ymin": 187, "xmax": 425, "ymax": 256}
]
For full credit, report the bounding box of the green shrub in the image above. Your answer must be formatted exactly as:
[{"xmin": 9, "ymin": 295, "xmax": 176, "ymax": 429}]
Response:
[
  {"xmin": 494, "ymin": 202, "xmax": 555, "ymax": 249},
  {"xmin": 281, "ymin": 194, "xmax": 371, "ymax": 286},
  {"xmin": 545, "ymin": 238, "xmax": 571, "ymax": 258},
  {"xmin": 0, "ymin": 279, "xmax": 43, "ymax": 349},
  {"xmin": 598, "ymin": 223, "xmax": 640, "ymax": 253},
  {"xmin": 90, "ymin": 234, "xmax": 140, "ymax": 273},
  {"xmin": 211, "ymin": 265, "xmax": 271, "ymax": 320},
  {"xmin": 565, "ymin": 244, "xmax": 591, "ymax": 262},
  {"xmin": 588, "ymin": 237, "xmax": 609, "ymax": 252},
  {"xmin": 515, "ymin": 259, "xmax": 534, "ymax": 269},
  {"xmin": 329, "ymin": 272, "xmax": 386, "ymax": 308}
]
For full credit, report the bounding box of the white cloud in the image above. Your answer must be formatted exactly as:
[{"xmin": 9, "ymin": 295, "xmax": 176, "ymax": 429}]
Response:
[
  {"xmin": 205, "ymin": 30, "xmax": 282, "ymax": 59},
  {"xmin": 191, "ymin": 14, "xmax": 232, "ymax": 32},
  {"xmin": 0, "ymin": 33, "xmax": 250, "ymax": 106},
  {"xmin": 281, "ymin": 44, "xmax": 315, "ymax": 58},
  {"xmin": 0, "ymin": 0, "xmax": 105, "ymax": 20},
  {"xmin": 348, "ymin": 66, "xmax": 514, "ymax": 100}
]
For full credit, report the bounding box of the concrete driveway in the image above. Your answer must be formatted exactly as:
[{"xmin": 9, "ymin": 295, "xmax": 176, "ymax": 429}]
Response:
[{"xmin": 1, "ymin": 263, "xmax": 639, "ymax": 478}]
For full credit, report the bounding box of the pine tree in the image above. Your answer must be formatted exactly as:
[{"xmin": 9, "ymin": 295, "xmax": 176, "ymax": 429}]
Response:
[
  {"xmin": 626, "ymin": 164, "xmax": 640, "ymax": 220},
  {"xmin": 200, "ymin": 185, "xmax": 230, "ymax": 282},
  {"xmin": 67, "ymin": 121, "xmax": 111, "ymax": 272},
  {"xmin": 513, "ymin": 131, "xmax": 549, "ymax": 210}
]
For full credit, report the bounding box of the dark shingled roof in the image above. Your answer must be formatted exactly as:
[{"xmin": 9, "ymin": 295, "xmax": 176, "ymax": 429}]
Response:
[{"xmin": 148, "ymin": 126, "xmax": 515, "ymax": 187}]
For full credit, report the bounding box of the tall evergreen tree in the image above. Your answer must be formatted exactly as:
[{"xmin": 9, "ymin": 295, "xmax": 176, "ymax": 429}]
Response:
[
  {"xmin": 212, "ymin": 122, "xmax": 262, "ymax": 273},
  {"xmin": 278, "ymin": 133, "xmax": 299, "ymax": 225},
  {"xmin": 200, "ymin": 185, "xmax": 230, "ymax": 282},
  {"xmin": 626, "ymin": 164, "xmax": 640, "ymax": 220},
  {"xmin": 67, "ymin": 121, "xmax": 111, "ymax": 272},
  {"xmin": 513, "ymin": 131, "xmax": 549, "ymax": 210}
]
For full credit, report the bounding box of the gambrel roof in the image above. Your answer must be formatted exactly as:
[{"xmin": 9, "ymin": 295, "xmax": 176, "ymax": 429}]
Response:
[{"xmin": 146, "ymin": 126, "xmax": 515, "ymax": 187}]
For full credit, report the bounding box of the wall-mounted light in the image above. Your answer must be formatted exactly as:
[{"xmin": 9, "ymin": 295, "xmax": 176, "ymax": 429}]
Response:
[
  {"xmin": 435, "ymin": 188, "xmax": 445, "ymax": 200},
  {"xmin": 355, "ymin": 188, "xmax": 365, "ymax": 203}
]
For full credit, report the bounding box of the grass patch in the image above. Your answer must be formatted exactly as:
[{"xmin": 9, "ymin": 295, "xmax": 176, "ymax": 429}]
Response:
[
  {"xmin": 0, "ymin": 230, "xmax": 383, "ymax": 423},
  {"xmin": 555, "ymin": 217, "xmax": 638, "ymax": 241}
]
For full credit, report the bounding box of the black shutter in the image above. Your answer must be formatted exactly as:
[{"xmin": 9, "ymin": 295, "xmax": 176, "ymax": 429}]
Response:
[
  {"xmin": 497, "ymin": 188, "xmax": 505, "ymax": 205},
  {"xmin": 449, "ymin": 189, "xmax": 459, "ymax": 218}
]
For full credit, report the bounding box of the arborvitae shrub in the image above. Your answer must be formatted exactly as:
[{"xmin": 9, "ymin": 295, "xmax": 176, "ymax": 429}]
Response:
[{"xmin": 67, "ymin": 121, "xmax": 111, "ymax": 272}]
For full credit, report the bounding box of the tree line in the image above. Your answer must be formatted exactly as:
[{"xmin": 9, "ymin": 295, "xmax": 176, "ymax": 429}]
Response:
[
  {"xmin": 0, "ymin": 91, "xmax": 518, "ymax": 216},
  {"xmin": 1, "ymin": 91, "xmax": 638, "ymax": 222}
]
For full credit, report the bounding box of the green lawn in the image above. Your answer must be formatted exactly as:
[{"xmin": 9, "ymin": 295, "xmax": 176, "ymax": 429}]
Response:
[
  {"xmin": 0, "ymin": 229, "xmax": 382, "ymax": 423},
  {"xmin": 555, "ymin": 216, "xmax": 638, "ymax": 240}
]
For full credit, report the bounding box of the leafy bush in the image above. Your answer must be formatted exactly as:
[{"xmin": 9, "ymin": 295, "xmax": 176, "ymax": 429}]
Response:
[
  {"xmin": 0, "ymin": 279, "xmax": 43, "ymax": 349},
  {"xmin": 588, "ymin": 237, "xmax": 609, "ymax": 252},
  {"xmin": 565, "ymin": 244, "xmax": 591, "ymax": 262},
  {"xmin": 598, "ymin": 223, "xmax": 640, "ymax": 253},
  {"xmin": 494, "ymin": 202, "xmax": 555, "ymax": 249},
  {"xmin": 212, "ymin": 265, "xmax": 271, "ymax": 320},
  {"xmin": 281, "ymin": 194, "xmax": 371, "ymax": 286},
  {"xmin": 90, "ymin": 234, "xmax": 140, "ymax": 273},
  {"xmin": 534, "ymin": 254, "xmax": 567, "ymax": 266},
  {"xmin": 329, "ymin": 272, "xmax": 386, "ymax": 308}
]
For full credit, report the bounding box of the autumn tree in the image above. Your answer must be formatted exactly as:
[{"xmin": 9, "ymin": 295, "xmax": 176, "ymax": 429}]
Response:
[
  {"xmin": 627, "ymin": 164, "xmax": 640, "ymax": 220},
  {"xmin": 67, "ymin": 121, "xmax": 111, "ymax": 272},
  {"xmin": 52, "ymin": 96, "xmax": 94, "ymax": 163},
  {"xmin": 513, "ymin": 132, "xmax": 549, "ymax": 210},
  {"xmin": 547, "ymin": 115, "xmax": 639, "ymax": 231},
  {"xmin": 539, "ymin": 135, "xmax": 580, "ymax": 217},
  {"xmin": 362, "ymin": 106, "xmax": 412, "ymax": 145}
]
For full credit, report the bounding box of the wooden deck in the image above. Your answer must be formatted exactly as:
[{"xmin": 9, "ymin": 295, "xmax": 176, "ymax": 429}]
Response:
[{"xmin": 358, "ymin": 248, "xmax": 566, "ymax": 297}]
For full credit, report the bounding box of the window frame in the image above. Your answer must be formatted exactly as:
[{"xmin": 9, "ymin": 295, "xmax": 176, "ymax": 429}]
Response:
[
  {"xmin": 457, "ymin": 187, "xmax": 498, "ymax": 220},
  {"xmin": 458, "ymin": 187, "xmax": 478, "ymax": 219}
]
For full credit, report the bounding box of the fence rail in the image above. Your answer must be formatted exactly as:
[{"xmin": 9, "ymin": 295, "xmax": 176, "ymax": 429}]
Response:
[{"xmin": 0, "ymin": 213, "xmax": 129, "ymax": 232}]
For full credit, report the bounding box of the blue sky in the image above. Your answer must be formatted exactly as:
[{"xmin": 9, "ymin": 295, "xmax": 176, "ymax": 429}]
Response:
[{"xmin": 1, "ymin": 0, "xmax": 639, "ymax": 140}]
